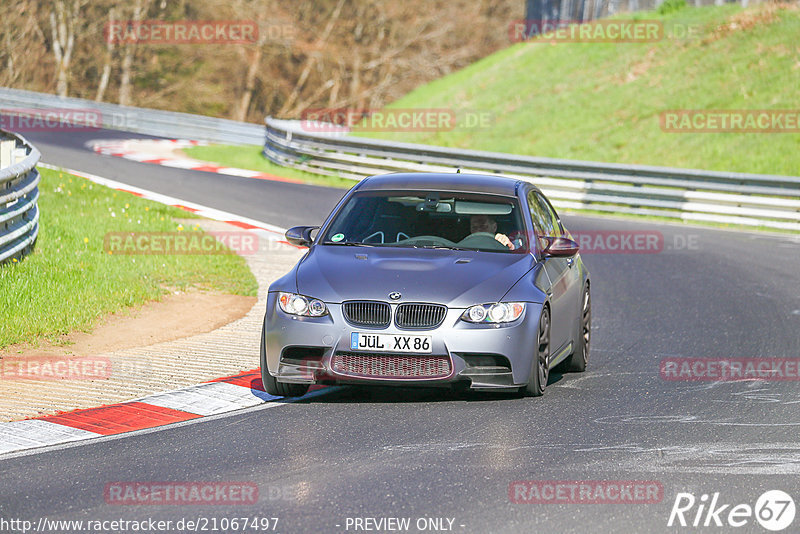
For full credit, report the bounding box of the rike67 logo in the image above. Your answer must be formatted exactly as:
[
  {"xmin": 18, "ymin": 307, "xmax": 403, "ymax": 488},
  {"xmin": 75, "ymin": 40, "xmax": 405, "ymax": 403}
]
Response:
[{"xmin": 668, "ymin": 490, "xmax": 796, "ymax": 531}]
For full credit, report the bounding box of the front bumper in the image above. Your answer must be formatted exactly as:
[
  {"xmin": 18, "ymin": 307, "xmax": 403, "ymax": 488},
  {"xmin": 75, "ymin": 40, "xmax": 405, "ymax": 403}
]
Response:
[{"xmin": 263, "ymin": 293, "xmax": 543, "ymax": 390}]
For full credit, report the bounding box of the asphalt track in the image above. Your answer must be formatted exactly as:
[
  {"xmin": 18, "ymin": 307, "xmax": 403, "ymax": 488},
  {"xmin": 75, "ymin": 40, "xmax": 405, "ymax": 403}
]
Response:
[{"xmin": 2, "ymin": 127, "xmax": 800, "ymax": 533}]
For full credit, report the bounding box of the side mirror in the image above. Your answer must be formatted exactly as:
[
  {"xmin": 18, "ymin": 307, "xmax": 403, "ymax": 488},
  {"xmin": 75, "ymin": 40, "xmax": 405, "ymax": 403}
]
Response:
[
  {"xmin": 542, "ymin": 236, "xmax": 579, "ymax": 258},
  {"xmin": 285, "ymin": 226, "xmax": 319, "ymax": 248}
]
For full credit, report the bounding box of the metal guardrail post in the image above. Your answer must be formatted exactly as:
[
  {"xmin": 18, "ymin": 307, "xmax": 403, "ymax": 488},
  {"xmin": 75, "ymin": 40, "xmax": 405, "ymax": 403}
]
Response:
[
  {"xmin": 0, "ymin": 140, "xmax": 13, "ymax": 168},
  {"xmin": 0, "ymin": 130, "xmax": 41, "ymax": 264}
]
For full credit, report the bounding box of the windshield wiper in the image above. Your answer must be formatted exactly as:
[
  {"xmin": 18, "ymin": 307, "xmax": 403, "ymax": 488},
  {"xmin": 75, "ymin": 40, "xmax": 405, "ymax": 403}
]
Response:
[
  {"xmin": 324, "ymin": 241, "xmax": 375, "ymax": 247},
  {"xmin": 416, "ymin": 245, "xmax": 471, "ymax": 251}
]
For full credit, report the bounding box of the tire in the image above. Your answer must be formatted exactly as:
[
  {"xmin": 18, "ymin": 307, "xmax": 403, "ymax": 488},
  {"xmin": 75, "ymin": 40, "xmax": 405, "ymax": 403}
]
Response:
[
  {"xmin": 523, "ymin": 307, "xmax": 550, "ymax": 397},
  {"xmin": 260, "ymin": 323, "xmax": 309, "ymax": 397},
  {"xmin": 566, "ymin": 285, "xmax": 591, "ymax": 373}
]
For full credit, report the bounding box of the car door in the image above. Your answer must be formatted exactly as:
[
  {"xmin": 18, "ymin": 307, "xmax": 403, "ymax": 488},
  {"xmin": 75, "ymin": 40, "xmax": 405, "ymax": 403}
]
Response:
[
  {"xmin": 528, "ymin": 191, "xmax": 579, "ymax": 358},
  {"xmin": 540, "ymin": 192, "xmax": 582, "ymax": 356}
]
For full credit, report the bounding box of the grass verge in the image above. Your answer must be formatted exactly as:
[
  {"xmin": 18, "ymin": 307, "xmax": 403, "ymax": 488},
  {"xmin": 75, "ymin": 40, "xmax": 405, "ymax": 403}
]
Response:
[
  {"xmin": 363, "ymin": 3, "xmax": 800, "ymax": 176},
  {"xmin": 0, "ymin": 167, "xmax": 258, "ymax": 349},
  {"xmin": 182, "ymin": 4, "xmax": 799, "ymax": 233},
  {"xmin": 186, "ymin": 6, "xmax": 800, "ymax": 177}
]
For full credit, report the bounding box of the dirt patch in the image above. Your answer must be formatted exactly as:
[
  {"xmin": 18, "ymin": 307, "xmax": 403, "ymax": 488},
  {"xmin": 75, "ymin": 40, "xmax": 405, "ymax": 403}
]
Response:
[
  {"xmin": 616, "ymin": 48, "xmax": 660, "ymax": 85},
  {"xmin": 703, "ymin": 3, "xmax": 797, "ymax": 43},
  {"xmin": 1, "ymin": 290, "xmax": 257, "ymax": 360}
]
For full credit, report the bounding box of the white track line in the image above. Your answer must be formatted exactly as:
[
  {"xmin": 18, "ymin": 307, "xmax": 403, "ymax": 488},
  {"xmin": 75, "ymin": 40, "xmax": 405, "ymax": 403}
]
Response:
[{"xmin": 37, "ymin": 162, "xmax": 288, "ymax": 236}]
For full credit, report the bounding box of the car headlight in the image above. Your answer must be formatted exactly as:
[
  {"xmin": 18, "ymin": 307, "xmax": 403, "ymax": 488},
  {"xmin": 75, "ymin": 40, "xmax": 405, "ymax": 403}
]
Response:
[
  {"xmin": 462, "ymin": 302, "xmax": 525, "ymax": 323},
  {"xmin": 278, "ymin": 292, "xmax": 328, "ymax": 317}
]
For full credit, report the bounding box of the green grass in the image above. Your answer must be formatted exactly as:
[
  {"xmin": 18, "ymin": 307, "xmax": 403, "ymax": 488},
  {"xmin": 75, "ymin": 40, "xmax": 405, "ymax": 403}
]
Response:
[
  {"xmin": 182, "ymin": 144, "xmax": 357, "ymax": 189},
  {"xmin": 0, "ymin": 167, "xmax": 258, "ymax": 349},
  {"xmin": 181, "ymin": 5, "xmax": 799, "ymax": 233},
  {"xmin": 186, "ymin": 5, "xmax": 800, "ymax": 179},
  {"xmin": 361, "ymin": 3, "xmax": 800, "ymax": 176}
]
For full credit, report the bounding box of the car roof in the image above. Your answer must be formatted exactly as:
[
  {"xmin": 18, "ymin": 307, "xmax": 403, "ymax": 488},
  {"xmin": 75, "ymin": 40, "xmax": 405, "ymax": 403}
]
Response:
[{"xmin": 356, "ymin": 172, "xmax": 525, "ymax": 197}]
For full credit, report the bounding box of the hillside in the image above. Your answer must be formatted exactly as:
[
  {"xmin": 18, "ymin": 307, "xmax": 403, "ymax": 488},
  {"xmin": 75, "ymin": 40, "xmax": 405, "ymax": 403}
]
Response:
[{"xmin": 363, "ymin": 3, "xmax": 800, "ymax": 176}]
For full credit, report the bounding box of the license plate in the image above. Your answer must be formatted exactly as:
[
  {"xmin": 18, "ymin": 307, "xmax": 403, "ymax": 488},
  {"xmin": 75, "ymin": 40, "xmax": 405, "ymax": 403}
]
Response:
[{"xmin": 350, "ymin": 332, "xmax": 432, "ymax": 353}]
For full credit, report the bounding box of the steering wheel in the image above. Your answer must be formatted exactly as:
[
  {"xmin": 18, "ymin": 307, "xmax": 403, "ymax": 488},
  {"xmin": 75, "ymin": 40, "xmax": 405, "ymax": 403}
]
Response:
[
  {"xmin": 457, "ymin": 232, "xmax": 506, "ymax": 250},
  {"xmin": 394, "ymin": 235, "xmax": 456, "ymax": 247}
]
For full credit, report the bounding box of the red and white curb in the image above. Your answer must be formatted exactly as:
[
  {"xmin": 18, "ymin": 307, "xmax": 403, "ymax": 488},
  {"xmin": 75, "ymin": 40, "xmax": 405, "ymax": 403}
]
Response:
[
  {"xmin": 0, "ymin": 162, "xmax": 311, "ymax": 457},
  {"xmin": 0, "ymin": 370, "xmax": 325, "ymax": 456},
  {"xmin": 37, "ymin": 161, "xmax": 302, "ymax": 248},
  {"xmin": 88, "ymin": 138, "xmax": 304, "ymax": 184}
]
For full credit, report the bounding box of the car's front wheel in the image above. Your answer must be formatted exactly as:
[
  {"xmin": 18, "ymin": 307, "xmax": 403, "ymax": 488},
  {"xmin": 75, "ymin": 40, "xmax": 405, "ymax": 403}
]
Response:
[
  {"xmin": 523, "ymin": 307, "xmax": 550, "ymax": 397},
  {"xmin": 260, "ymin": 323, "xmax": 310, "ymax": 397}
]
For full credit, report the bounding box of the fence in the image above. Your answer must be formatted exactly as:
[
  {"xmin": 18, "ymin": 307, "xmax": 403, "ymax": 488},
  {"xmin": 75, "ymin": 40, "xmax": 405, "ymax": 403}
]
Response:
[
  {"xmin": 0, "ymin": 130, "xmax": 40, "ymax": 263},
  {"xmin": 524, "ymin": 0, "xmax": 766, "ymax": 31},
  {"xmin": 0, "ymin": 87, "xmax": 264, "ymax": 145},
  {"xmin": 263, "ymin": 117, "xmax": 800, "ymax": 232}
]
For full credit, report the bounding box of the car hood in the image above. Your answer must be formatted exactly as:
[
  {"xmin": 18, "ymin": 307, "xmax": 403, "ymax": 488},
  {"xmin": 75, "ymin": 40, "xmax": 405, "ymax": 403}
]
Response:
[{"xmin": 295, "ymin": 245, "xmax": 535, "ymax": 307}]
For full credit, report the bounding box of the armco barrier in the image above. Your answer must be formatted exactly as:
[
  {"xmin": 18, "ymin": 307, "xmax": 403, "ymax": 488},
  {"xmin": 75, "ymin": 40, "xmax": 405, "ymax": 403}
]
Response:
[
  {"xmin": 0, "ymin": 87, "xmax": 263, "ymax": 145},
  {"xmin": 0, "ymin": 129, "xmax": 40, "ymax": 263},
  {"xmin": 2, "ymin": 88, "xmax": 796, "ymax": 233},
  {"xmin": 263, "ymin": 117, "xmax": 800, "ymax": 232}
]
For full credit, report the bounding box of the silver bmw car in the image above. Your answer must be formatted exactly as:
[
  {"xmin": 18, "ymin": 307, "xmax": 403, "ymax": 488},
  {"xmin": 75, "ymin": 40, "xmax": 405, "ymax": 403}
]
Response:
[{"xmin": 260, "ymin": 172, "xmax": 590, "ymax": 397}]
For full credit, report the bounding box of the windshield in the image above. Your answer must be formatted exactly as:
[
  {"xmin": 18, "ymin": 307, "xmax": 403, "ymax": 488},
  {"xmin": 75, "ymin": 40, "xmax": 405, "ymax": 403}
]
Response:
[{"xmin": 320, "ymin": 191, "xmax": 528, "ymax": 253}]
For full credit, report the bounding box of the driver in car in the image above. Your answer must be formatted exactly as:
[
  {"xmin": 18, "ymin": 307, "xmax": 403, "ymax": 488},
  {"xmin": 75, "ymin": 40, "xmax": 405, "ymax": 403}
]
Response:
[{"xmin": 470, "ymin": 214, "xmax": 516, "ymax": 250}]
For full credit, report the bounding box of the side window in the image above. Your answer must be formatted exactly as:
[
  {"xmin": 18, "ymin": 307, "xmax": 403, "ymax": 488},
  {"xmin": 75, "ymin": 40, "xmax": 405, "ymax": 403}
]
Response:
[
  {"xmin": 527, "ymin": 191, "xmax": 550, "ymax": 252},
  {"xmin": 534, "ymin": 192, "xmax": 561, "ymax": 237},
  {"xmin": 528, "ymin": 191, "xmax": 554, "ymax": 236}
]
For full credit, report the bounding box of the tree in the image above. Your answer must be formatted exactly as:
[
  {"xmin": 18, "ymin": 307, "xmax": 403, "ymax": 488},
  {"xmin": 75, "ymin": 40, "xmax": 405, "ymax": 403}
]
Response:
[
  {"xmin": 118, "ymin": 0, "xmax": 149, "ymax": 106},
  {"xmin": 95, "ymin": 7, "xmax": 116, "ymax": 101},
  {"xmin": 49, "ymin": 0, "xmax": 84, "ymax": 97}
]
